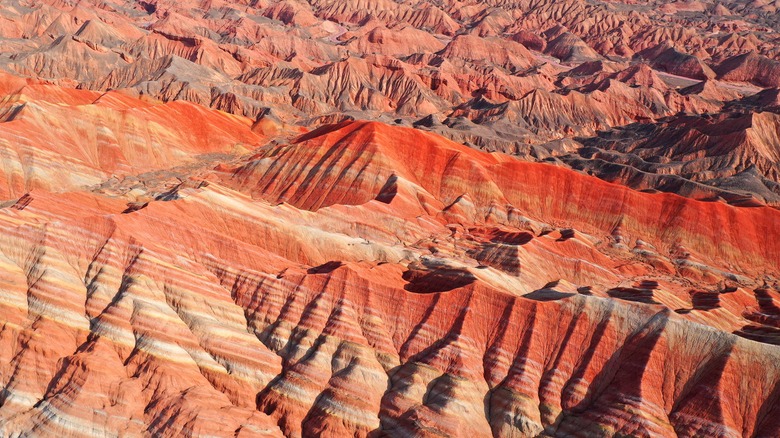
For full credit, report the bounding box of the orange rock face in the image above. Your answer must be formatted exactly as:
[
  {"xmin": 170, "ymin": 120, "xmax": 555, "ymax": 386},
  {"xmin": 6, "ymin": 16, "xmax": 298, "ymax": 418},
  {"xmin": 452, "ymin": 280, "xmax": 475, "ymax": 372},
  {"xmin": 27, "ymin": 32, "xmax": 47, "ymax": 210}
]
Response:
[
  {"xmin": 0, "ymin": 111, "xmax": 779, "ymax": 436},
  {"xmin": 2, "ymin": 0, "xmax": 780, "ymax": 200},
  {"xmin": 0, "ymin": 1, "xmax": 779, "ymax": 437}
]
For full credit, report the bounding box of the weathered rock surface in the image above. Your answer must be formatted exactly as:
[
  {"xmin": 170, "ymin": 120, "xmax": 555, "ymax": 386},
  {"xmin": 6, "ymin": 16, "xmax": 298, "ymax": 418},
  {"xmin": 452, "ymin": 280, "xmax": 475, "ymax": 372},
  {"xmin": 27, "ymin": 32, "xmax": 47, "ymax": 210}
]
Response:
[
  {"xmin": 0, "ymin": 1, "xmax": 778, "ymax": 437},
  {"xmin": 0, "ymin": 98, "xmax": 778, "ymax": 435},
  {"xmin": 0, "ymin": 0, "xmax": 779, "ymax": 205}
]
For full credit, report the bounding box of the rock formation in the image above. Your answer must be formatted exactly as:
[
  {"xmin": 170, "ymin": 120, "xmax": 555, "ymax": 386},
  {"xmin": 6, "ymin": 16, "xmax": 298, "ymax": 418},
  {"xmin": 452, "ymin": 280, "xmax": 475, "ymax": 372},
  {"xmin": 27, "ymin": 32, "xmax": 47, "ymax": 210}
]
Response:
[{"xmin": 0, "ymin": 1, "xmax": 778, "ymax": 437}]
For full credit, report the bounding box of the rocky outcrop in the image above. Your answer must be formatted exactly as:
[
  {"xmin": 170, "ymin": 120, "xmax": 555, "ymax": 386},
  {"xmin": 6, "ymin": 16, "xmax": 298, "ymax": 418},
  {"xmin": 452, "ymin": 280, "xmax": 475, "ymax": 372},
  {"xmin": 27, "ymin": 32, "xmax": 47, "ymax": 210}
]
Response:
[
  {"xmin": 0, "ymin": 0, "xmax": 775, "ymax": 208},
  {"xmin": 0, "ymin": 1, "xmax": 779, "ymax": 436},
  {"xmin": 715, "ymin": 52, "xmax": 780, "ymax": 88},
  {"xmin": 0, "ymin": 115, "xmax": 778, "ymax": 436}
]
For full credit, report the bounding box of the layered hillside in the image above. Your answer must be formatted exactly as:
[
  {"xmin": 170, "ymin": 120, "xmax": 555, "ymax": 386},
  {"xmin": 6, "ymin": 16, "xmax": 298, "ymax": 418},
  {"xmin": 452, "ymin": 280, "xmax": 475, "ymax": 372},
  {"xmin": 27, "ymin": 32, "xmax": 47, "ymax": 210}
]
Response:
[
  {"xmin": 0, "ymin": 82, "xmax": 778, "ymax": 436},
  {"xmin": 0, "ymin": 1, "xmax": 779, "ymax": 437},
  {"xmin": 1, "ymin": 0, "xmax": 780, "ymax": 205}
]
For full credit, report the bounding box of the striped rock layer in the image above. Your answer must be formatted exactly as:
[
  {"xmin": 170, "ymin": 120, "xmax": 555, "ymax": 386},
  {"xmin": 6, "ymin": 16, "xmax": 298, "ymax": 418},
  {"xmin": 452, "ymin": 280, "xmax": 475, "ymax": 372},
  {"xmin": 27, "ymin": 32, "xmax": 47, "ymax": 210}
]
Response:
[{"xmin": 0, "ymin": 83, "xmax": 778, "ymax": 437}]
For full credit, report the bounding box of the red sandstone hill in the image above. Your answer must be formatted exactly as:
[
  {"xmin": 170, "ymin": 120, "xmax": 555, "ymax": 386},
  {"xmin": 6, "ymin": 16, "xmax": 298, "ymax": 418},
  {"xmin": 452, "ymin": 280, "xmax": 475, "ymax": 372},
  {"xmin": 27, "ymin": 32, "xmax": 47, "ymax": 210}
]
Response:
[
  {"xmin": 0, "ymin": 1, "xmax": 779, "ymax": 437},
  {"xmin": 0, "ymin": 93, "xmax": 779, "ymax": 435},
  {"xmin": 0, "ymin": 0, "xmax": 778, "ymax": 203}
]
